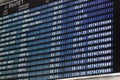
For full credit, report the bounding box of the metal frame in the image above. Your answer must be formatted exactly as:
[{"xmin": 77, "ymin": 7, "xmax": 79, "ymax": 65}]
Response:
[
  {"xmin": 0, "ymin": 0, "xmax": 16, "ymax": 6},
  {"xmin": 57, "ymin": 73, "xmax": 120, "ymax": 80}
]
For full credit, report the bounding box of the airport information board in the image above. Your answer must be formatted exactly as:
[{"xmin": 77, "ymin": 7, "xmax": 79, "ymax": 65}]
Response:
[{"xmin": 0, "ymin": 0, "xmax": 119, "ymax": 80}]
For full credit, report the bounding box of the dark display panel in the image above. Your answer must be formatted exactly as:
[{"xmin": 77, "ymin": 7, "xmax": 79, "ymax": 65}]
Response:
[{"xmin": 0, "ymin": 0, "xmax": 119, "ymax": 80}]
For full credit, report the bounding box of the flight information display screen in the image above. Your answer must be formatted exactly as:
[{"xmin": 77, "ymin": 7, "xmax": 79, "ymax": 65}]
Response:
[{"xmin": 0, "ymin": 0, "xmax": 119, "ymax": 80}]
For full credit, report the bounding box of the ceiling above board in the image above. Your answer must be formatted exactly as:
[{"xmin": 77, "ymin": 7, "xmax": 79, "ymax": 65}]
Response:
[{"xmin": 0, "ymin": 0, "xmax": 12, "ymax": 4}]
